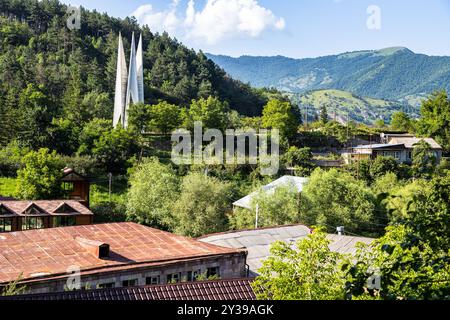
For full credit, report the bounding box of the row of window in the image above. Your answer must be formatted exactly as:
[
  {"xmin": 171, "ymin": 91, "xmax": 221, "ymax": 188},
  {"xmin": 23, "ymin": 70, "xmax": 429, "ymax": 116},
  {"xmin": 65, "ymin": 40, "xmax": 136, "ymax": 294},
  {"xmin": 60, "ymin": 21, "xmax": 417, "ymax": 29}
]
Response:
[
  {"xmin": 0, "ymin": 216, "xmax": 77, "ymax": 232},
  {"xmin": 95, "ymin": 267, "xmax": 221, "ymax": 289}
]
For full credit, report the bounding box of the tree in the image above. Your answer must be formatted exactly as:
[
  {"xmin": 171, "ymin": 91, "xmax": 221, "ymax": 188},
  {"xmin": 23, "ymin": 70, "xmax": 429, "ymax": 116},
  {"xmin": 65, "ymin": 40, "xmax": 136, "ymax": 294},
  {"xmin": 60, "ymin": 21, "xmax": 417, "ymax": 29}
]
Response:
[
  {"xmin": 126, "ymin": 158, "xmax": 179, "ymax": 229},
  {"xmin": 78, "ymin": 118, "xmax": 113, "ymax": 156},
  {"xmin": 262, "ymin": 99, "xmax": 299, "ymax": 139},
  {"xmin": 172, "ymin": 172, "xmax": 232, "ymax": 237},
  {"xmin": 370, "ymin": 156, "xmax": 400, "ymax": 180},
  {"xmin": 15, "ymin": 148, "xmax": 64, "ymax": 200},
  {"xmin": 127, "ymin": 103, "xmax": 151, "ymax": 134},
  {"xmin": 390, "ymin": 111, "xmax": 412, "ymax": 132},
  {"xmin": 319, "ymin": 105, "xmax": 329, "ymax": 124},
  {"xmin": 253, "ymin": 228, "xmax": 345, "ymax": 300},
  {"xmin": 417, "ymin": 90, "xmax": 450, "ymax": 152},
  {"xmin": 283, "ymin": 146, "xmax": 316, "ymax": 174},
  {"xmin": 148, "ymin": 101, "xmax": 182, "ymax": 134},
  {"xmin": 344, "ymin": 175, "xmax": 450, "ymax": 300},
  {"xmin": 300, "ymin": 169, "xmax": 377, "ymax": 235},
  {"xmin": 184, "ymin": 96, "xmax": 230, "ymax": 131},
  {"xmin": 412, "ymin": 140, "xmax": 436, "ymax": 177},
  {"xmin": 92, "ymin": 127, "xmax": 138, "ymax": 174},
  {"xmin": 374, "ymin": 119, "xmax": 385, "ymax": 129}
]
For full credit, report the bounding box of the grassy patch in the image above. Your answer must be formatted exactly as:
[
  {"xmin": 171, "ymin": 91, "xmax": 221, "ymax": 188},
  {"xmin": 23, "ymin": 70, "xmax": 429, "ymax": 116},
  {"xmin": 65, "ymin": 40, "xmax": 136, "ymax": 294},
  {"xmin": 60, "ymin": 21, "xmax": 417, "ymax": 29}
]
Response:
[{"xmin": 0, "ymin": 177, "xmax": 17, "ymax": 197}]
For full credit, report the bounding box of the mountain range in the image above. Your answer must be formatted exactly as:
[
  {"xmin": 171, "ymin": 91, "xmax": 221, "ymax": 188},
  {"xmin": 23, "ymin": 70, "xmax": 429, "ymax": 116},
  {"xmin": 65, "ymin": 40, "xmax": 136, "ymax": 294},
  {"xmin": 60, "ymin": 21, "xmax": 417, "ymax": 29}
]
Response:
[{"xmin": 207, "ymin": 48, "xmax": 450, "ymax": 122}]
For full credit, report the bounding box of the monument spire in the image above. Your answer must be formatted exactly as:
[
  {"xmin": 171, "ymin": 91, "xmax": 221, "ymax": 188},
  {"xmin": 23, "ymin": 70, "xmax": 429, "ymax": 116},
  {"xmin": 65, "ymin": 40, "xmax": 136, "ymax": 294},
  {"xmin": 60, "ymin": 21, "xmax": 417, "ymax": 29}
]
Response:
[
  {"xmin": 136, "ymin": 33, "xmax": 145, "ymax": 103},
  {"xmin": 125, "ymin": 32, "xmax": 139, "ymax": 128},
  {"xmin": 113, "ymin": 32, "xmax": 128, "ymax": 128}
]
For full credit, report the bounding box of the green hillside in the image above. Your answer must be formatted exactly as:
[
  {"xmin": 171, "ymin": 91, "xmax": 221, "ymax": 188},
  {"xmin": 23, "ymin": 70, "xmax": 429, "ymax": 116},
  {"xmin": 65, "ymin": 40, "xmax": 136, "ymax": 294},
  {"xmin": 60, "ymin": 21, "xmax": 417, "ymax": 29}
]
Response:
[
  {"xmin": 0, "ymin": 0, "xmax": 269, "ymax": 148},
  {"xmin": 289, "ymin": 89, "xmax": 417, "ymax": 124},
  {"xmin": 207, "ymin": 48, "xmax": 450, "ymax": 104}
]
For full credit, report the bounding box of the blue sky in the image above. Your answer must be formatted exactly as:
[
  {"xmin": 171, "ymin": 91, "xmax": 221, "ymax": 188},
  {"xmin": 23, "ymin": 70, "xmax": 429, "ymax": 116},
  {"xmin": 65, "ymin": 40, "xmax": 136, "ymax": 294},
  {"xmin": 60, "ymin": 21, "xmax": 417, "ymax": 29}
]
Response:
[{"xmin": 60, "ymin": 0, "xmax": 450, "ymax": 58}]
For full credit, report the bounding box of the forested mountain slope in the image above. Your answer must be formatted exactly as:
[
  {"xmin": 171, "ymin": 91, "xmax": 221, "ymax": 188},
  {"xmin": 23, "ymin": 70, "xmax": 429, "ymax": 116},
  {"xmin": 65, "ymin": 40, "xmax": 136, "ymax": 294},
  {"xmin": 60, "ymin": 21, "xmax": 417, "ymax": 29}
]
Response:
[
  {"xmin": 0, "ymin": 0, "xmax": 266, "ymax": 147},
  {"xmin": 207, "ymin": 47, "xmax": 450, "ymax": 102}
]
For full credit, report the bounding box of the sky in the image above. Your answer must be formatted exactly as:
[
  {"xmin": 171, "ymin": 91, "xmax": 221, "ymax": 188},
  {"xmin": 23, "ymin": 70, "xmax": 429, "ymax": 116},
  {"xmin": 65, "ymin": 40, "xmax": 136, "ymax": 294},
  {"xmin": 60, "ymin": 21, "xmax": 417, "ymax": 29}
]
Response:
[{"xmin": 60, "ymin": 0, "xmax": 450, "ymax": 58}]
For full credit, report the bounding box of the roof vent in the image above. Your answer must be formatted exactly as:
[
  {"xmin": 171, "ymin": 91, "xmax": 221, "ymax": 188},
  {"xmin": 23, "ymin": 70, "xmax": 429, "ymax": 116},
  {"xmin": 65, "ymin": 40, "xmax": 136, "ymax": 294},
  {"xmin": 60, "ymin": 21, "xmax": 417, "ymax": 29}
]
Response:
[
  {"xmin": 337, "ymin": 226, "xmax": 345, "ymax": 236},
  {"xmin": 75, "ymin": 237, "xmax": 110, "ymax": 259}
]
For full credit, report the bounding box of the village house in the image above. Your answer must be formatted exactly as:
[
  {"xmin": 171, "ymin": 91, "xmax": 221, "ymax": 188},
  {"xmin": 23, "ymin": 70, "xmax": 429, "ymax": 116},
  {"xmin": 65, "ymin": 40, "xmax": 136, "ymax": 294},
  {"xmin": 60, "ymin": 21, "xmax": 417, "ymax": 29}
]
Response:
[
  {"xmin": 342, "ymin": 134, "xmax": 443, "ymax": 165},
  {"xmin": 0, "ymin": 200, "xmax": 94, "ymax": 233},
  {"xmin": 0, "ymin": 222, "xmax": 248, "ymax": 294}
]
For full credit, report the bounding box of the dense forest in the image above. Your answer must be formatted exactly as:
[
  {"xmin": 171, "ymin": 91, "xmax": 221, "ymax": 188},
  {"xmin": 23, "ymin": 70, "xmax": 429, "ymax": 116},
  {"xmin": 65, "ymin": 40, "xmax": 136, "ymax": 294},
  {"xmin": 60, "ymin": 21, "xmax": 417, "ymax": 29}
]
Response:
[{"xmin": 0, "ymin": 0, "xmax": 269, "ymax": 150}]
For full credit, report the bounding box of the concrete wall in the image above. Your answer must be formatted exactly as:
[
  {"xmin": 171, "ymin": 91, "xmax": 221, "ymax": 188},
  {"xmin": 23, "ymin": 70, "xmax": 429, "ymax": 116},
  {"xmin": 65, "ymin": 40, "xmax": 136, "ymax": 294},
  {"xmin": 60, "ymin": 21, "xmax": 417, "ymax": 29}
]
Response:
[{"xmin": 20, "ymin": 252, "xmax": 248, "ymax": 294}]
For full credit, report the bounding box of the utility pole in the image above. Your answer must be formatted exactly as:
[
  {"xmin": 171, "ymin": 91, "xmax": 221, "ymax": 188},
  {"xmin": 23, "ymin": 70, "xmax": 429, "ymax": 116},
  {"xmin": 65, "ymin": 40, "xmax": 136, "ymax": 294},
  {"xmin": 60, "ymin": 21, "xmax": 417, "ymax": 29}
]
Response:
[
  {"xmin": 255, "ymin": 204, "xmax": 259, "ymax": 229},
  {"xmin": 108, "ymin": 172, "xmax": 112, "ymax": 203}
]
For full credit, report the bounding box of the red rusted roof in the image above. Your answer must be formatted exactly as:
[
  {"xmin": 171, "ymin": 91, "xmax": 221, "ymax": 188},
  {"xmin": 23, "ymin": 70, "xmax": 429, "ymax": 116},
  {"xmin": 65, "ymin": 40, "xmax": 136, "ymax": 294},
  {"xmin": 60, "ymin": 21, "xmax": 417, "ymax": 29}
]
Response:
[
  {"xmin": 0, "ymin": 200, "xmax": 93, "ymax": 216},
  {"xmin": 0, "ymin": 223, "xmax": 243, "ymax": 284},
  {"xmin": 1, "ymin": 279, "xmax": 256, "ymax": 301}
]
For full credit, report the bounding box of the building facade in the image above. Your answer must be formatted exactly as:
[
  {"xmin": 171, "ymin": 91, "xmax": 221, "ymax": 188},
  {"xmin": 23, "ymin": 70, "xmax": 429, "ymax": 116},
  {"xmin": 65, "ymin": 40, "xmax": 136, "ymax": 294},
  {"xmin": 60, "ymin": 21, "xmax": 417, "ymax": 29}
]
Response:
[
  {"xmin": 0, "ymin": 223, "xmax": 248, "ymax": 294},
  {"xmin": 0, "ymin": 200, "xmax": 93, "ymax": 233},
  {"xmin": 343, "ymin": 134, "xmax": 443, "ymax": 165}
]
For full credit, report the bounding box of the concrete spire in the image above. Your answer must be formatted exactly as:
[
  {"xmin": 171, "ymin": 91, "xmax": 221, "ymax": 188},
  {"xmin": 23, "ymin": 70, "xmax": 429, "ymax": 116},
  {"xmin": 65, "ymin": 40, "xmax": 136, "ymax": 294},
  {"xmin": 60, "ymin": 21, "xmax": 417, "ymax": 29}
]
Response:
[
  {"xmin": 113, "ymin": 32, "xmax": 128, "ymax": 128},
  {"xmin": 136, "ymin": 33, "xmax": 145, "ymax": 103},
  {"xmin": 125, "ymin": 32, "xmax": 139, "ymax": 128}
]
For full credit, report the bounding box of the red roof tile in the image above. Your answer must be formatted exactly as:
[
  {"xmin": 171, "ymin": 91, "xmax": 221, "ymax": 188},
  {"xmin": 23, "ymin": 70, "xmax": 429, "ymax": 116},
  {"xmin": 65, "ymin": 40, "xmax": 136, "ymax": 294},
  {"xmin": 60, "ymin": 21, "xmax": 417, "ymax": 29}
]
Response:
[
  {"xmin": 0, "ymin": 223, "xmax": 243, "ymax": 284},
  {"xmin": 1, "ymin": 279, "xmax": 256, "ymax": 301}
]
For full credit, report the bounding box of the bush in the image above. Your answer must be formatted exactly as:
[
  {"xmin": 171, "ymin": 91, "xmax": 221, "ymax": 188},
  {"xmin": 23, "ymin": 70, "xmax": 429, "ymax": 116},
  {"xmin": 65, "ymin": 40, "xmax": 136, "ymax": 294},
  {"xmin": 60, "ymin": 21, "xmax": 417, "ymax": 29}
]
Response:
[
  {"xmin": 0, "ymin": 141, "xmax": 30, "ymax": 177},
  {"xmin": 15, "ymin": 148, "xmax": 64, "ymax": 200},
  {"xmin": 92, "ymin": 202, "xmax": 127, "ymax": 224}
]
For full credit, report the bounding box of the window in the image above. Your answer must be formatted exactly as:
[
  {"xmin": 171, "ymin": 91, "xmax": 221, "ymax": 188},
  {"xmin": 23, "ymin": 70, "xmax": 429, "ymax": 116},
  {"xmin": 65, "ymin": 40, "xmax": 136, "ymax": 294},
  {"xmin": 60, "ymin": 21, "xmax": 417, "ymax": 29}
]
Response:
[
  {"xmin": 98, "ymin": 282, "xmax": 115, "ymax": 289},
  {"xmin": 0, "ymin": 204, "xmax": 13, "ymax": 216},
  {"xmin": 122, "ymin": 279, "xmax": 138, "ymax": 287},
  {"xmin": 394, "ymin": 151, "xmax": 400, "ymax": 160},
  {"xmin": 408, "ymin": 151, "xmax": 413, "ymax": 160},
  {"xmin": 146, "ymin": 276, "xmax": 161, "ymax": 286},
  {"xmin": 23, "ymin": 204, "xmax": 45, "ymax": 216},
  {"xmin": 22, "ymin": 217, "xmax": 45, "ymax": 230},
  {"xmin": 53, "ymin": 216, "xmax": 76, "ymax": 227},
  {"xmin": 62, "ymin": 182, "xmax": 75, "ymax": 193},
  {"xmin": 167, "ymin": 273, "xmax": 181, "ymax": 284},
  {"xmin": 0, "ymin": 218, "xmax": 12, "ymax": 233},
  {"xmin": 207, "ymin": 267, "xmax": 220, "ymax": 278},
  {"xmin": 187, "ymin": 270, "xmax": 202, "ymax": 282},
  {"xmin": 54, "ymin": 203, "xmax": 77, "ymax": 214}
]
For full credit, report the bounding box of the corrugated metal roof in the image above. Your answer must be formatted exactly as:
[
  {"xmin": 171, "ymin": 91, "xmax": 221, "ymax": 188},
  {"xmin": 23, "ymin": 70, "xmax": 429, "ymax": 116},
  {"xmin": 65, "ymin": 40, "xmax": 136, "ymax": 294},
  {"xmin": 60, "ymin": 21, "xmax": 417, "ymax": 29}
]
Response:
[
  {"xmin": 0, "ymin": 223, "xmax": 243, "ymax": 284},
  {"xmin": 199, "ymin": 225, "xmax": 374, "ymax": 276},
  {"xmin": 233, "ymin": 176, "xmax": 309, "ymax": 210},
  {"xmin": 0, "ymin": 200, "xmax": 93, "ymax": 216},
  {"xmin": 0, "ymin": 279, "xmax": 256, "ymax": 301}
]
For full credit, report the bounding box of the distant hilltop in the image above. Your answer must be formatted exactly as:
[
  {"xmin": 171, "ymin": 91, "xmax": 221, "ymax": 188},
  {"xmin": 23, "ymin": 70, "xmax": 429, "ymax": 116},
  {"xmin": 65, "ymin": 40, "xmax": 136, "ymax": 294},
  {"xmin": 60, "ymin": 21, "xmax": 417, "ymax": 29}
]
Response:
[{"xmin": 206, "ymin": 47, "xmax": 450, "ymax": 105}]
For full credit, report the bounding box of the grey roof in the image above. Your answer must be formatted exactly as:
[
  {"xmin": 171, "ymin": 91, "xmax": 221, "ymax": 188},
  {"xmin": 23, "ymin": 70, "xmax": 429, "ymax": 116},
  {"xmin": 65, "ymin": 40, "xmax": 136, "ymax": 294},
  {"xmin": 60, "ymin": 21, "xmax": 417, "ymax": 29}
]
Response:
[
  {"xmin": 389, "ymin": 137, "xmax": 442, "ymax": 149},
  {"xmin": 199, "ymin": 225, "xmax": 375, "ymax": 276},
  {"xmin": 233, "ymin": 176, "xmax": 309, "ymax": 210}
]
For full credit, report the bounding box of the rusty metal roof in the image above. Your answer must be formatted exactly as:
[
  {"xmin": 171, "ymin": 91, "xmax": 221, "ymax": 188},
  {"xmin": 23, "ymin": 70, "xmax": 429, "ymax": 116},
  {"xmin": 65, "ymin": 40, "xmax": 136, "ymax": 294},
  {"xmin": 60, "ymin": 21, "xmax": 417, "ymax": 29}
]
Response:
[
  {"xmin": 1, "ymin": 279, "xmax": 256, "ymax": 301},
  {"xmin": 0, "ymin": 223, "xmax": 243, "ymax": 285}
]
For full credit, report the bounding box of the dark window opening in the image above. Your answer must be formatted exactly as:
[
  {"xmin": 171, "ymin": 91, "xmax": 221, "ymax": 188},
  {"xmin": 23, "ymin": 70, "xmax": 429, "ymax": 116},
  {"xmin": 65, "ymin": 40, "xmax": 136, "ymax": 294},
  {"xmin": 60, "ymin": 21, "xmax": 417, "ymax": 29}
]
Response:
[
  {"xmin": 0, "ymin": 205, "xmax": 13, "ymax": 216},
  {"xmin": 146, "ymin": 276, "xmax": 161, "ymax": 286},
  {"xmin": 207, "ymin": 267, "xmax": 220, "ymax": 278},
  {"xmin": 53, "ymin": 216, "xmax": 76, "ymax": 227},
  {"xmin": 167, "ymin": 273, "xmax": 181, "ymax": 284},
  {"xmin": 0, "ymin": 218, "xmax": 12, "ymax": 233},
  {"xmin": 122, "ymin": 279, "xmax": 138, "ymax": 287},
  {"xmin": 98, "ymin": 282, "xmax": 115, "ymax": 289}
]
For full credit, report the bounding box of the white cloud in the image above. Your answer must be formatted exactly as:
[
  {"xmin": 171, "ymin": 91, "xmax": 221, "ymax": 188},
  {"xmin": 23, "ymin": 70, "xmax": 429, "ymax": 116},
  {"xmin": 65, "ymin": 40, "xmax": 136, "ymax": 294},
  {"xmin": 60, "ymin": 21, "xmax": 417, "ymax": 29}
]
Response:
[
  {"xmin": 131, "ymin": 0, "xmax": 285, "ymax": 45},
  {"xmin": 131, "ymin": 1, "xmax": 181, "ymax": 35}
]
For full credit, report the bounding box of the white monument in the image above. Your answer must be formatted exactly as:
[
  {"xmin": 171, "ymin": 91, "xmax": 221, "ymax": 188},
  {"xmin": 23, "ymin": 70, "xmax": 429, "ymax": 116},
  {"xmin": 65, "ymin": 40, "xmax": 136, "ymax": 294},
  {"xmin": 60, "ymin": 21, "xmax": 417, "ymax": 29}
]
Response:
[{"xmin": 113, "ymin": 32, "xmax": 145, "ymax": 128}]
